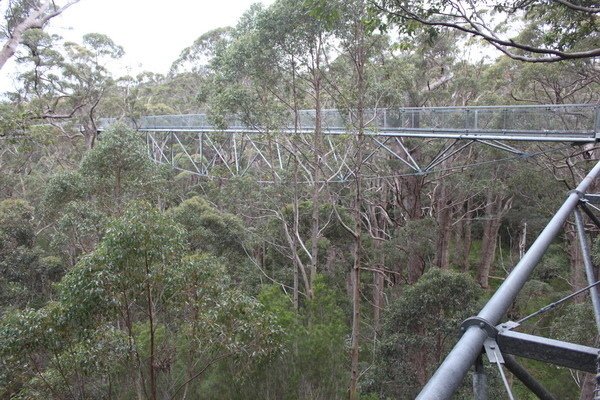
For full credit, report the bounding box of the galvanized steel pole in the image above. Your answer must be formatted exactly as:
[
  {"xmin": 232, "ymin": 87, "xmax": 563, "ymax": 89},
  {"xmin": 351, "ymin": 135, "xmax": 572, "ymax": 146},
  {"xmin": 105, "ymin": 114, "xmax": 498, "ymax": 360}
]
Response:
[
  {"xmin": 416, "ymin": 160, "xmax": 600, "ymax": 400},
  {"xmin": 574, "ymin": 207, "xmax": 600, "ymax": 332}
]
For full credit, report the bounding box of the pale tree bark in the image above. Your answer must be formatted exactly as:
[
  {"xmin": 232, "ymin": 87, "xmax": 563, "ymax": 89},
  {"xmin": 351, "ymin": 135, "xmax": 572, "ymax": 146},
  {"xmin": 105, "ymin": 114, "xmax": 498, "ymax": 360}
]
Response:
[
  {"xmin": 366, "ymin": 181, "xmax": 392, "ymax": 335},
  {"xmin": 308, "ymin": 32, "xmax": 326, "ymax": 300},
  {"xmin": 579, "ymin": 372, "xmax": 596, "ymax": 400},
  {"xmin": 0, "ymin": 1, "xmax": 80, "ymax": 71},
  {"xmin": 348, "ymin": 3, "xmax": 368, "ymax": 398},
  {"xmin": 477, "ymin": 190, "xmax": 513, "ymax": 288},
  {"xmin": 400, "ymin": 171, "xmax": 427, "ymax": 283},
  {"xmin": 455, "ymin": 196, "xmax": 474, "ymax": 272},
  {"xmin": 565, "ymin": 224, "xmax": 586, "ymax": 293},
  {"xmin": 433, "ymin": 179, "xmax": 452, "ymax": 269},
  {"xmin": 518, "ymin": 220, "xmax": 527, "ymax": 259}
]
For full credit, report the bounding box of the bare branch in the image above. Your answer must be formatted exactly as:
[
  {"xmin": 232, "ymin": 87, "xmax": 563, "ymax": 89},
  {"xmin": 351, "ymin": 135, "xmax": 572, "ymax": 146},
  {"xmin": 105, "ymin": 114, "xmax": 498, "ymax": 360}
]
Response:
[
  {"xmin": 552, "ymin": 0, "xmax": 599, "ymax": 13},
  {"xmin": 373, "ymin": 1, "xmax": 600, "ymax": 62},
  {"xmin": 0, "ymin": 0, "xmax": 80, "ymax": 71}
]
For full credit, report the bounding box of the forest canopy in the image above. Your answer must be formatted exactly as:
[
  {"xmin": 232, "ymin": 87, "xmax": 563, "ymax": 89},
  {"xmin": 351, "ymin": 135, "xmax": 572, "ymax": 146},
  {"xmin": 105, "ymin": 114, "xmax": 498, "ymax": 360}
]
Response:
[{"xmin": 0, "ymin": 0, "xmax": 599, "ymax": 399}]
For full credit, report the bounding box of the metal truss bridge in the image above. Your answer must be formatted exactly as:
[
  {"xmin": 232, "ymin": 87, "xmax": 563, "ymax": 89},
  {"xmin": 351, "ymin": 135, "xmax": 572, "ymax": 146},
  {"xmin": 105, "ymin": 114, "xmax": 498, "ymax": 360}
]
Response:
[
  {"xmin": 101, "ymin": 103, "xmax": 600, "ymax": 399},
  {"xmin": 99, "ymin": 104, "xmax": 600, "ymax": 181}
]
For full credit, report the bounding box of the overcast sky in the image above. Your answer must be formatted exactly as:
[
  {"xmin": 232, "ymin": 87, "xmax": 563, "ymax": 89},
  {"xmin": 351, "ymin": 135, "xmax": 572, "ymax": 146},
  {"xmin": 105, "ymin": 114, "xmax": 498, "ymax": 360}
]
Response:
[{"xmin": 0, "ymin": 0, "xmax": 273, "ymax": 91}]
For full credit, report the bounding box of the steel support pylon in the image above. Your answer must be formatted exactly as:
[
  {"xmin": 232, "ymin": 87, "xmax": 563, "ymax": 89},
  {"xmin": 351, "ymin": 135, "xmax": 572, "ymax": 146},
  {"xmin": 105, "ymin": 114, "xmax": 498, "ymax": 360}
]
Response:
[{"xmin": 416, "ymin": 160, "xmax": 600, "ymax": 400}]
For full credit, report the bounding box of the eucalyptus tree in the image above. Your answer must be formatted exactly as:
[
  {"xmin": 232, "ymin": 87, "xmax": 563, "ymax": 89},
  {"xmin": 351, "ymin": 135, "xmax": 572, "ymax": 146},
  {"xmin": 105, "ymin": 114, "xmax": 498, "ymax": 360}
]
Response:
[
  {"xmin": 373, "ymin": 0, "xmax": 600, "ymax": 62},
  {"xmin": 40, "ymin": 124, "xmax": 169, "ymax": 266},
  {"xmin": 322, "ymin": 0, "xmax": 379, "ymax": 396},
  {"xmin": 0, "ymin": 202, "xmax": 284, "ymax": 399},
  {"xmin": 202, "ymin": 0, "xmax": 341, "ymax": 301},
  {"xmin": 0, "ymin": 0, "xmax": 79, "ymax": 71},
  {"xmin": 370, "ymin": 269, "xmax": 483, "ymax": 398},
  {"xmin": 0, "ymin": 198, "xmax": 61, "ymax": 311},
  {"xmin": 11, "ymin": 31, "xmax": 123, "ymax": 147},
  {"xmin": 373, "ymin": 30, "xmax": 458, "ymax": 284}
]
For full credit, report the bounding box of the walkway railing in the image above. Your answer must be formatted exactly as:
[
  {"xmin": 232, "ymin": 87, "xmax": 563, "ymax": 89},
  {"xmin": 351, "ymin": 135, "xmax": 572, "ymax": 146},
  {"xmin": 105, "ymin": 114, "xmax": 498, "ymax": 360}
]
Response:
[{"xmin": 99, "ymin": 104, "xmax": 600, "ymax": 143}]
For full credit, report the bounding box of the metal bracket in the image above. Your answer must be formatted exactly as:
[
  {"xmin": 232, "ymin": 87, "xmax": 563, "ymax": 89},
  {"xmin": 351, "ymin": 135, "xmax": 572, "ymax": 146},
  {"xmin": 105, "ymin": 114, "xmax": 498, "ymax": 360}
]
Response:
[
  {"xmin": 497, "ymin": 320, "xmax": 520, "ymax": 332},
  {"xmin": 460, "ymin": 316, "xmax": 497, "ymax": 338},
  {"xmin": 568, "ymin": 189, "xmax": 584, "ymax": 200},
  {"xmin": 583, "ymin": 194, "xmax": 600, "ymax": 204},
  {"xmin": 484, "ymin": 338, "xmax": 504, "ymax": 364}
]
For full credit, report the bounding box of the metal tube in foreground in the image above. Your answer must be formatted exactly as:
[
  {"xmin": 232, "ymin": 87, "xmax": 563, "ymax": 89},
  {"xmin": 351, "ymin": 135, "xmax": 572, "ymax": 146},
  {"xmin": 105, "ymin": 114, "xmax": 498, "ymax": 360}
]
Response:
[
  {"xmin": 574, "ymin": 207, "xmax": 600, "ymax": 333},
  {"xmin": 416, "ymin": 160, "xmax": 600, "ymax": 400}
]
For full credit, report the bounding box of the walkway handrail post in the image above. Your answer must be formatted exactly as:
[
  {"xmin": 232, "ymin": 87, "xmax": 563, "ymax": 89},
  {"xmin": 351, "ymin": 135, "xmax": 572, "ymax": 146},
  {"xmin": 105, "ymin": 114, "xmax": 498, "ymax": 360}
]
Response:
[{"xmin": 416, "ymin": 159, "xmax": 600, "ymax": 400}]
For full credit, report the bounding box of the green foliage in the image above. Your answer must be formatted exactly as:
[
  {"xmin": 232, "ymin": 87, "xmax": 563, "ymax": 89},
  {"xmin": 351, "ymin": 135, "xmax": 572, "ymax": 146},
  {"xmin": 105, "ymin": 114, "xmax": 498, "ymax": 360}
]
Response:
[
  {"xmin": 531, "ymin": 244, "xmax": 570, "ymax": 286},
  {"xmin": 0, "ymin": 103, "xmax": 28, "ymax": 137},
  {"xmin": 41, "ymin": 172, "xmax": 86, "ymax": 218},
  {"xmin": 0, "ymin": 199, "xmax": 61, "ymax": 309},
  {"xmin": 0, "ymin": 198, "xmax": 34, "ymax": 247},
  {"xmin": 369, "ymin": 269, "xmax": 482, "ymax": 398},
  {"xmin": 0, "ymin": 201, "xmax": 284, "ymax": 398},
  {"xmin": 40, "ymin": 125, "xmax": 170, "ymax": 265},
  {"xmin": 551, "ymin": 302, "xmax": 597, "ymax": 347},
  {"xmin": 217, "ymin": 277, "xmax": 348, "ymax": 399},
  {"xmin": 168, "ymin": 196, "xmax": 246, "ymax": 261},
  {"xmin": 79, "ymin": 124, "xmax": 165, "ymax": 204}
]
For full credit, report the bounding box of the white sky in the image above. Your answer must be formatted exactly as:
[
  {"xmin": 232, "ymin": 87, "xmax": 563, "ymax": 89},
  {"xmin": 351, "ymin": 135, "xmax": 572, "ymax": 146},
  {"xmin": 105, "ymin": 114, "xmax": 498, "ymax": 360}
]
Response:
[{"xmin": 0, "ymin": 0, "xmax": 273, "ymax": 92}]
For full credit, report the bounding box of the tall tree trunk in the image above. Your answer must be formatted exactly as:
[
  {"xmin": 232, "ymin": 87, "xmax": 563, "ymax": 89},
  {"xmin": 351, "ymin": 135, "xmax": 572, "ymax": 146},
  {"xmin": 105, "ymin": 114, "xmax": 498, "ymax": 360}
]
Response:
[
  {"xmin": 455, "ymin": 197, "xmax": 473, "ymax": 272},
  {"xmin": 292, "ymin": 54, "xmax": 300, "ymax": 309},
  {"xmin": 145, "ymin": 255, "xmax": 157, "ymax": 400},
  {"xmin": 309, "ymin": 37, "xmax": 324, "ymax": 300},
  {"xmin": 434, "ymin": 181, "xmax": 452, "ymax": 269},
  {"xmin": 366, "ymin": 179, "xmax": 390, "ymax": 335},
  {"xmin": 404, "ymin": 173, "xmax": 426, "ymax": 284},
  {"xmin": 477, "ymin": 192, "xmax": 512, "ymax": 288},
  {"xmin": 566, "ymin": 224, "xmax": 586, "ymax": 293},
  {"xmin": 349, "ymin": 8, "xmax": 366, "ymax": 399},
  {"xmin": 372, "ymin": 236, "xmax": 385, "ymax": 335},
  {"xmin": 518, "ymin": 220, "xmax": 527, "ymax": 259}
]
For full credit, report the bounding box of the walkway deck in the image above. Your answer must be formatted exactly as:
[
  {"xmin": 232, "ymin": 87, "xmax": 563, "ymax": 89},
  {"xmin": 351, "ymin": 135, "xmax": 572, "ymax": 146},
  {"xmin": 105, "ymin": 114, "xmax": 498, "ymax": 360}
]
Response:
[{"xmin": 100, "ymin": 104, "xmax": 600, "ymax": 143}]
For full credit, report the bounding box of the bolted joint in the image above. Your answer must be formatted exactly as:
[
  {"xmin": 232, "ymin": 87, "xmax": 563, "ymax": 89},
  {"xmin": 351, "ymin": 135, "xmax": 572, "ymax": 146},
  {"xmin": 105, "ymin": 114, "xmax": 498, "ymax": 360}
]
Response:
[
  {"xmin": 567, "ymin": 189, "xmax": 584, "ymax": 201},
  {"xmin": 460, "ymin": 316, "xmax": 498, "ymax": 339}
]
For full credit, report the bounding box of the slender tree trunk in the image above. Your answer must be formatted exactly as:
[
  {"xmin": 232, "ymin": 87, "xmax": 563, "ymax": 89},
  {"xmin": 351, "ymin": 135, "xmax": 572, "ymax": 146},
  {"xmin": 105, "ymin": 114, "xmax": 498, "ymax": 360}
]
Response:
[
  {"xmin": 292, "ymin": 56, "xmax": 300, "ymax": 310},
  {"xmin": 477, "ymin": 192, "xmax": 512, "ymax": 288},
  {"xmin": 309, "ymin": 39, "xmax": 324, "ymax": 300},
  {"xmin": 518, "ymin": 220, "xmax": 527, "ymax": 259},
  {"xmin": 145, "ymin": 255, "xmax": 157, "ymax": 400},
  {"xmin": 373, "ymin": 237, "xmax": 385, "ymax": 335},
  {"xmin": 566, "ymin": 224, "xmax": 586, "ymax": 293},
  {"xmin": 434, "ymin": 181, "xmax": 452, "ymax": 269},
  {"xmin": 292, "ymin": 162, "xmax": 300, "ymax": 310},
  {"xmin": 398, "ymin": 173, "xmax": 426, "ymax": 284},
  {"xmin": 456, "ymin": 197, "xmax": 473, "ymax": 272},
  {"xmin": 349, "ymin": 9, "xmax": 366, "ymax": 398}
]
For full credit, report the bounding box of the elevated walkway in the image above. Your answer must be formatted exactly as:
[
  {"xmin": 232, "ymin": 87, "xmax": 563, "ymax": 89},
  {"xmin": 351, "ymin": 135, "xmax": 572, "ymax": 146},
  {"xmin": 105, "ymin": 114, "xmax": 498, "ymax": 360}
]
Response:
[
  {"xmin": 100, "ymin": 104, "xmax": 600, "ymax": 143},
  {"xmin": 98, "ymin": 104, "xmax": 600, "ymax": 180}
]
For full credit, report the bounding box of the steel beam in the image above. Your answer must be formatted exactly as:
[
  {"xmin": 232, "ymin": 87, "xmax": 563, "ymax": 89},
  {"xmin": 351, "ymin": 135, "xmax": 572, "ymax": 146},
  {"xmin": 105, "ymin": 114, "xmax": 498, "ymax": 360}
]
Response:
[
  {"xmin": 503, "ymin": 354, "xmax": 557, "ymax": 400},
  {"xmin": 574, "ymin": 207, "xmax": 600, "ymax": 332},
  {"xmin": 473, "ymin": 355, "xmax": 488, "ymax": 400},
  {"xmin": 416, "ymin": 160, "xmax": 600, "ymax": 400},
  {"xmin": 580, "ymin": 202, "xmax": 600, "ymax": 230},
  {"xmin": 135, "ymin": 128, "xmax": 596, "ymax": 143},
  {"xmin": 497, "ymin": 330, "xmax": 598, "ymax": 373}
]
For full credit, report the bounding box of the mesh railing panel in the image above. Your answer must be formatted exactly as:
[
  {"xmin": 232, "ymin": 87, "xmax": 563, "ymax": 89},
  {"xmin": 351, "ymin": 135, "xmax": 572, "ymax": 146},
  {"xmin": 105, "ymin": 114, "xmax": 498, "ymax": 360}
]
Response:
[{"xmin": 99, "ymin": 104, "xmax": 599, "ymax": 137}]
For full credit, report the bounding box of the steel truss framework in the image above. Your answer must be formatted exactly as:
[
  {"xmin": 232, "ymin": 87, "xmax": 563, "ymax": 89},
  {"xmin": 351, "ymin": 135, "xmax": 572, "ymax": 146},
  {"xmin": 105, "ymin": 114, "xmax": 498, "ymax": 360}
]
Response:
[
  {"xmin": 98, "ymin": 104, "xmax": 600, "ymax": 181},
  {"xmin": 418, "ymin": 164, "xmax": 600, "ymax": 400},
  {"xmin": 100, "ymin": 103, "xmax": 600, "ymax": 398}
]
